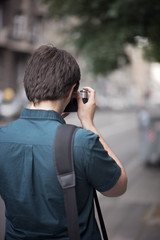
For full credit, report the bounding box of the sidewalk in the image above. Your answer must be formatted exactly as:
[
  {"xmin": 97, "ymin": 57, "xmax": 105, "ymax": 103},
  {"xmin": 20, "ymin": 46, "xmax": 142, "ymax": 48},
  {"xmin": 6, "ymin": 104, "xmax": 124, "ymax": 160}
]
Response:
[{"xmin": 99, "ymin": 164, "xmax": 160, "ymax": 240}]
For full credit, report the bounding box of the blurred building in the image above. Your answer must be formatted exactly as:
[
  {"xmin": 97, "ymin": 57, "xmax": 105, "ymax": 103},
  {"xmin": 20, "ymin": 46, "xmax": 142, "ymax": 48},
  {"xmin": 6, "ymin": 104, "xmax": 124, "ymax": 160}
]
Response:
[
  {"xmin": 0, "ymin": 0, "xmax": 47, "ymax": 91},
  {"xmin": 1, "ymin": 0, "xmax": 158, "ymax": 109}
]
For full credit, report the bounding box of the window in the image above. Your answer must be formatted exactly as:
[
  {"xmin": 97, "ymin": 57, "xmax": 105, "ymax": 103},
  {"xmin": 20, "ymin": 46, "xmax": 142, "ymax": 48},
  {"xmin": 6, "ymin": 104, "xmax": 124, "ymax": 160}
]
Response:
[
  {"xmin": 12, "ymin": 13, "xmax": 27, "ymax": 40},
  {"xmin": 31, "ymin": 16, "xmax": 43, "ymax": 43}
]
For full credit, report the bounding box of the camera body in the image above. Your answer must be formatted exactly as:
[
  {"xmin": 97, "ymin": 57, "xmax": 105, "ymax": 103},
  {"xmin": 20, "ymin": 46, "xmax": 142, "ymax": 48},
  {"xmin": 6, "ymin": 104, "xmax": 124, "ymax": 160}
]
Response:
[{"xmin": 64, "ymin": 89, "xmax": 88, "ymax": 112}]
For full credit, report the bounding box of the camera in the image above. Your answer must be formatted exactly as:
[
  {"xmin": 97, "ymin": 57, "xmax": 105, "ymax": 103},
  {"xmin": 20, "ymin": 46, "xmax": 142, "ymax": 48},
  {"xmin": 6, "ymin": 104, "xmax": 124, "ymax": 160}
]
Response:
[
  {"xmin": 80, "ymin": 89, "xmax": 88, "ymax": 104},
  {"xmin": 64, "ymin": 89, "xmax": 88, "ymax": 112}
]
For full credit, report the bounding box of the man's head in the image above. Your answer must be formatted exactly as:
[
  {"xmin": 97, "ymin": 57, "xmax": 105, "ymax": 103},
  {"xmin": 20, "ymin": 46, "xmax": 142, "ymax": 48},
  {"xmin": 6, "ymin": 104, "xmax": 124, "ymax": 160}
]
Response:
[{"xmin": 24, "ymin": 45, "xmax": 81, "ymax": 104}]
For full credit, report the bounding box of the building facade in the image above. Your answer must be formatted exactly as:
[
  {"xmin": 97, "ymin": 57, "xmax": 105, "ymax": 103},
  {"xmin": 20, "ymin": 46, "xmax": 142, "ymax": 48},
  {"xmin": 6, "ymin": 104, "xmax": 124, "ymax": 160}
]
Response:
[{"xmin": 0, "ymin": 0, "xmax": 47, "ymax": 91}]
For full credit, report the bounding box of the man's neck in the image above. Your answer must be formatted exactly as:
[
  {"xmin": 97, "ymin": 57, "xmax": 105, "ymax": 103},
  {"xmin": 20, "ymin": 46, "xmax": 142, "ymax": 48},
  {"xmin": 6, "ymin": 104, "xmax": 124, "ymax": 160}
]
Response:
[{"xmin": 30, "ymin": 100, "xmax": 66, "ymax": 114}]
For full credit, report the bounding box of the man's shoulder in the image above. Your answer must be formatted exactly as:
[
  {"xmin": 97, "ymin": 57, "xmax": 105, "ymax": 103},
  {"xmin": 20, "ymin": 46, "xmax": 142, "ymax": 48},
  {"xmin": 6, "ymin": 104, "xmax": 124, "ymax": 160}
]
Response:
[
  {"xmin": 74, "ymin": 127, "xmax": 100, "ymax": 149},
  {"xmin": 0, "ymin": 122, "xmax": 11, "ymax": 135},
  {"xmin": 0, "ymin": 119, "xmax": 19, "ymax": 129},
  {"xmin": 0, "ymin": 119, "xmax": 20, "ymax": 141}
]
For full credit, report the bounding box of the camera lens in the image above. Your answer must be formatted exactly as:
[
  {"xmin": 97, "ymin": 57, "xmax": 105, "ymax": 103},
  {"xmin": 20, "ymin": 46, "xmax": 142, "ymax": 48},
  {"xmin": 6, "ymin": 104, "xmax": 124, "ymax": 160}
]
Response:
[{"xmin": 80, "ymin": 90, "xmax": 88, "ymax": 104}]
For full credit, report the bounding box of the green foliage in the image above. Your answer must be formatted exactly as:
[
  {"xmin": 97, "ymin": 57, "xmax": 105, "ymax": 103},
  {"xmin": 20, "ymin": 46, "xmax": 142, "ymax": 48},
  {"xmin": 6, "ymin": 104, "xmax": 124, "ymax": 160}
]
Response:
[{"xmin": 43, "ymin": 0, "xmax": 160, "ymax": 75}]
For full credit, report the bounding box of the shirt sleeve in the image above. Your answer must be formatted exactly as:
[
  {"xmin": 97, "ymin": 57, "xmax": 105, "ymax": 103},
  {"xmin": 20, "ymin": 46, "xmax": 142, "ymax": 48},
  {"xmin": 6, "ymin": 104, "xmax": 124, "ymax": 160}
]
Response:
[{"xmin": 75, "ymin": 128, "xmax": 121, "ymax": 192}]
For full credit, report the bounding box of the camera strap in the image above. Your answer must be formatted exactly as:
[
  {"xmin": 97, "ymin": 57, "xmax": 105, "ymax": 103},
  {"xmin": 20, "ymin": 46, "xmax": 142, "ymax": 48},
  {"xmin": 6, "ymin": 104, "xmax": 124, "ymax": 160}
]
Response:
[{"xmin": 54, "ymin": 124, "xmax": 108, "ymax": 240}]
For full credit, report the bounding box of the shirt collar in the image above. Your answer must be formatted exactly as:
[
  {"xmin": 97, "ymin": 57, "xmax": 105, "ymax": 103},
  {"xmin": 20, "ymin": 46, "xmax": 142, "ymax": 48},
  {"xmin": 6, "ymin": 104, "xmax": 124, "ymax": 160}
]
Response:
[{"xmin": 20, "ymin": 108, "xmax": 66, "ymax": 124}]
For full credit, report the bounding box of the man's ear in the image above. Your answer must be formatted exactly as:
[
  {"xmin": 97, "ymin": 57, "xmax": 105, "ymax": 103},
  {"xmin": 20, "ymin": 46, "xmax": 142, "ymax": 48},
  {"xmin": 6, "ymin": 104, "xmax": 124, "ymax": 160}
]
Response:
[{"xmin": 67, "ymin": 84, "xmax": 77, "ymax": 100}]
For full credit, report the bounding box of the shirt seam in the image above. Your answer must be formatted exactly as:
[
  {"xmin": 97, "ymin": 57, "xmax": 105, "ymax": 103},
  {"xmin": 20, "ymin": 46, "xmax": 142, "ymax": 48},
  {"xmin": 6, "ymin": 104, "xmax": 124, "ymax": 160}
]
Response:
[{"xmin": 0, "ymin": 141, "xmax": 53, "ymax": 147}]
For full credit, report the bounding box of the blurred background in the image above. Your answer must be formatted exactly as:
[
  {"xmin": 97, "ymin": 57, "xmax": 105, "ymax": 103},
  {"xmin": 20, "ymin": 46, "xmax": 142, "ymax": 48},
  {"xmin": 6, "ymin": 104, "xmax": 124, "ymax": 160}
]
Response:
[{"xmin": 0, "ymin": 0, "xmax": 160, "ymax": 239}]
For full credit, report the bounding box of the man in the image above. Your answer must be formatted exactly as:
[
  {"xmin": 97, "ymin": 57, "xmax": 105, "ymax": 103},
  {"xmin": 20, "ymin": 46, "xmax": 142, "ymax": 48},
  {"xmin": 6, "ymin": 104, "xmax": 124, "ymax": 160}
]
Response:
[{"xmin": 0, "ymin": 45, "xmax": 127, "ymax": 240}]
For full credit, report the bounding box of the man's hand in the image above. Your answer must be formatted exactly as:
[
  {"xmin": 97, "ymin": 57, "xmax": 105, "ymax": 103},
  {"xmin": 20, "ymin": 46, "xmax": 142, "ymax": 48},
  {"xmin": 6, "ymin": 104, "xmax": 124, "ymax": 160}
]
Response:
[{"xmin": 77, "ymin": 87, "xmax": 97, "ymax": 130}]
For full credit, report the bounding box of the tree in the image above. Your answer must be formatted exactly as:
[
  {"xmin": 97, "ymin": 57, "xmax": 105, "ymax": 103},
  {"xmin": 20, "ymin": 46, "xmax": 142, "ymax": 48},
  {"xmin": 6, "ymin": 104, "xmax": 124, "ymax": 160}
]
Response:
[{"xmin": 43, "ymin": 0, "xmax": 160, "ymax": 75}]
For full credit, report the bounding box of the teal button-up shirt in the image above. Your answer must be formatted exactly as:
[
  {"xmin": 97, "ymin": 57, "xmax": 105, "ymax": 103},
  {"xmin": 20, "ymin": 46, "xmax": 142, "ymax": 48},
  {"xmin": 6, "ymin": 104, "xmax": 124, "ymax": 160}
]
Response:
[{"xmin": 0, "ymin": 109, "xmax": 121, "ymax": 240}]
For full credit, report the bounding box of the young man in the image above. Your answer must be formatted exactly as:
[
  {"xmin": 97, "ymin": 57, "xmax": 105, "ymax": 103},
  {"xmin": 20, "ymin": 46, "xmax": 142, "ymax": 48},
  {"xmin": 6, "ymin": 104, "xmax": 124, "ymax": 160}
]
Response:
[{"xmin": 0, "ymin": 45, "xmax": 127, "ymax": 240}]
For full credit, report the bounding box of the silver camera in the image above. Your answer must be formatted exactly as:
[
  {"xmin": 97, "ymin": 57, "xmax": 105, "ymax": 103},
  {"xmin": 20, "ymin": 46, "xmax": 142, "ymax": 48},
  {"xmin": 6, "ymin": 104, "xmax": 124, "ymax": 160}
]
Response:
[
  {"xmin": 80, "ymin": 89, "xmax": 88, "ymax": 104},
  {"xmin": 64, "ymin": 89, "xmax": 88, "ymax": 112}
]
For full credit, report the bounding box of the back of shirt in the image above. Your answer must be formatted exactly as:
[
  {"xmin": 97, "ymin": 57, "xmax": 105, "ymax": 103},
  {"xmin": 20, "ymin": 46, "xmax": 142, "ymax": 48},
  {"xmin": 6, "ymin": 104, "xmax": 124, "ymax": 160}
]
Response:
[{"xmin": 0, "ymin": 109, "xmax": 121, "ymax": 240}]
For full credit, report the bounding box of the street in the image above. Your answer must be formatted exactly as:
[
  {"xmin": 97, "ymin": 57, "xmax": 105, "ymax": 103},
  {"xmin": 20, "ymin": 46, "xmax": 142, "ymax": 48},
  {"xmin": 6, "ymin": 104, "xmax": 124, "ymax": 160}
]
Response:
[{"xmin": 0, "ymin": 110, "xmax": 160, "ymax": 239}]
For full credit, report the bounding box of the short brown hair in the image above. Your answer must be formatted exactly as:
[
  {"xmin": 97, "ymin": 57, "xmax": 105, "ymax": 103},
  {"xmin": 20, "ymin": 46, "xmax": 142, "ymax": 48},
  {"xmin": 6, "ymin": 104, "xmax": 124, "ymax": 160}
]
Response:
[{"xmin": 24, "ymin": 45, "xmax": 80, "ymax": 104}]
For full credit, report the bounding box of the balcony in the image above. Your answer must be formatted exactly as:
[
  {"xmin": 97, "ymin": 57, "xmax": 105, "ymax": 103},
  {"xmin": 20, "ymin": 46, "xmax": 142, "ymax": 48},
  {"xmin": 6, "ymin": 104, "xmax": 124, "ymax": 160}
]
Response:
[{"xmin": 0, "ymin": 27, "xmax": 35, "ymax": 53}]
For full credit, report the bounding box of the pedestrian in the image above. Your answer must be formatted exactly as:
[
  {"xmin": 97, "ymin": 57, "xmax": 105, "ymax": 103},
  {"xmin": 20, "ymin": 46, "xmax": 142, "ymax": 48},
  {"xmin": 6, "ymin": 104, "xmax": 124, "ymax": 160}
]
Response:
[{"xmin": 0, "ymin": 45, "xmax": 127, "ymax": 240}]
